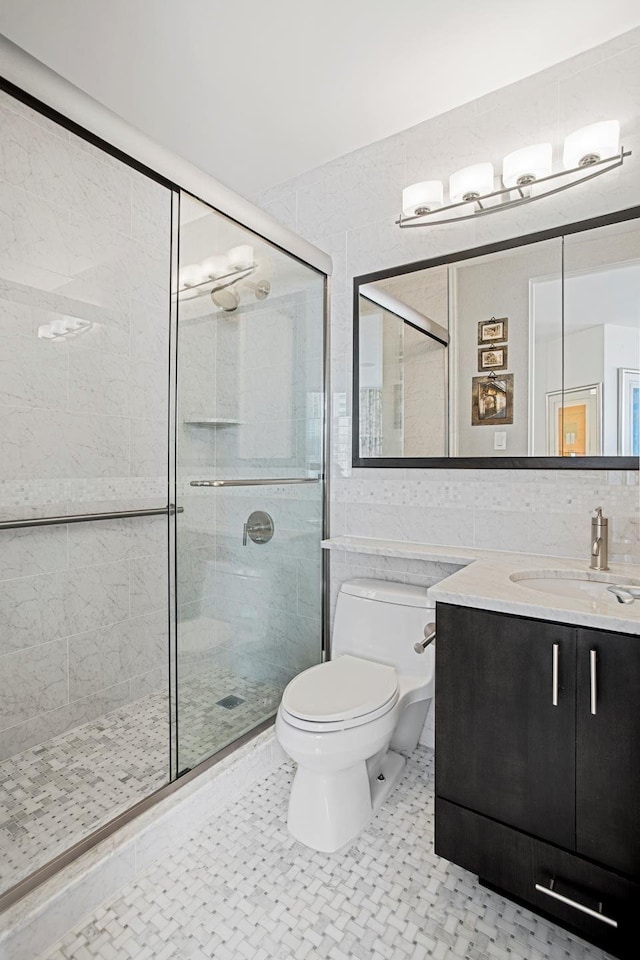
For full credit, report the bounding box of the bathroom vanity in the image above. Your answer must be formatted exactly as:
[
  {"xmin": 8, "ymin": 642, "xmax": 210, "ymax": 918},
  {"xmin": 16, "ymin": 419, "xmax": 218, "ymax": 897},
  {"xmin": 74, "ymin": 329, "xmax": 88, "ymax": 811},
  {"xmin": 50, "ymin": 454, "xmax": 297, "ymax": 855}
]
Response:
[
  {"xmin": 432, "ymin": 572, "xmax": 640, "ymax": 959},
  {"xmin": 321, "ymin": 535, "xmax": 640, "ymax": 956}
]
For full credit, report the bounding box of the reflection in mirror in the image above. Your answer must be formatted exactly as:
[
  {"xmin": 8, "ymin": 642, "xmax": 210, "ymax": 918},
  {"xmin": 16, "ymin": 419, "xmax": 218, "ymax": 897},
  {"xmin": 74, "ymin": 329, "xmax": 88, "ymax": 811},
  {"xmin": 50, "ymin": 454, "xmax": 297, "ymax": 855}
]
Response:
[
  {"xmin": 358, "ymin": 269, "xmax": 449, "ymax": 457},
  {"xmin": 452, "ymin": 238, "xmax": 562, "ymax": 457},
  {"xmin": 354, "ymin": 211, "xmax": 640, "ymax": 465},
  {"xmin": 562, "ymin": 221, "xmax": 640, "ymax": 456}
]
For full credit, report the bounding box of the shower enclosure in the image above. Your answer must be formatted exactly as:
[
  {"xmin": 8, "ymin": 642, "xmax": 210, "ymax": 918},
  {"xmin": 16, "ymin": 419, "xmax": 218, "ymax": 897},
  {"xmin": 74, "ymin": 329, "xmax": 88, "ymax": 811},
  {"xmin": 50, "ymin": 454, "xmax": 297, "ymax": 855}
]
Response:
[
  {"xmin": 174, "ymin": 193, "xmax": 326, "ymax": 774},
  {"xmin": 0, "ymin": 80, "xmax": 326, "ymax": 905}
]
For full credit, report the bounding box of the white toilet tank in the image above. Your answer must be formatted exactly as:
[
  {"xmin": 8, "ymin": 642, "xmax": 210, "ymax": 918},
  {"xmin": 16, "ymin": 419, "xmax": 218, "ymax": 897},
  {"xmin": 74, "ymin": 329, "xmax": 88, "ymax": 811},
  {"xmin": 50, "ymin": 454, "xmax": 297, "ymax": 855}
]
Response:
[{"xmin": 332, "ymin": 578, "xmax": 434, "ymax": 680}]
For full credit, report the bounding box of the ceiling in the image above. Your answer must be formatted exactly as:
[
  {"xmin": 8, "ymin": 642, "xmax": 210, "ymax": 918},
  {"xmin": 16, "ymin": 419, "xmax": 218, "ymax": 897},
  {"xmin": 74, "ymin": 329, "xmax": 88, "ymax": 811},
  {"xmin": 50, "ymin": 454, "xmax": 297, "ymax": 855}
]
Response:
[
  {"xmin": 534, "ymin": 263, "xmax": 640, "ymax": 341},
  {"xmin": 1, "ymin": 1, "xmax": 639, "ymax": 198}
]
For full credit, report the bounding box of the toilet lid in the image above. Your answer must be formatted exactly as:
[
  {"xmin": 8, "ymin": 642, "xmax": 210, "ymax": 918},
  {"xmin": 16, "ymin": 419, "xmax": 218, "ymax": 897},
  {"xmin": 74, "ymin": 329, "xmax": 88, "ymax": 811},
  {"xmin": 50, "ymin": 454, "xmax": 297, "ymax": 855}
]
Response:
[{"xmin": 282, "ymin": 654, "xmax": 398, "ymax": 722}]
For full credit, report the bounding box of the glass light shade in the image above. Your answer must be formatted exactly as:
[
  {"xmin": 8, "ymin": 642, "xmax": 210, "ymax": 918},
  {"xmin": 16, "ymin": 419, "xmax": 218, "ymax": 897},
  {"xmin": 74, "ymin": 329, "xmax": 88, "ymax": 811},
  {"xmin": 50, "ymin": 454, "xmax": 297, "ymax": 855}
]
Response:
[
  {"xmin": 563, "ymin": 121, "xmax": 620, "ymax": 169},
  {"xmin": 402, "ymin": 180, "xmax": 443, "ymax": 216},
  {"xmin": 202, "ymin": 255, "xmax": 229, "ymax": 278},
  {"xmin": 180, "ymin": 263, "xmax": 207, "ymax": 287},
  {"xmin": 228, "ymin": 245, "xmax": 254, "ymax": 270},
  {"xmin": 449, "ymin": 163, "xmax": 495, "ymax": 203},
  {"xmin": 502, "ymin": 143, "xmax": 552, "ymax": 188},
  {"xmin": 50, "ymin": 319, "xmax": 68, "ymax": 336}
]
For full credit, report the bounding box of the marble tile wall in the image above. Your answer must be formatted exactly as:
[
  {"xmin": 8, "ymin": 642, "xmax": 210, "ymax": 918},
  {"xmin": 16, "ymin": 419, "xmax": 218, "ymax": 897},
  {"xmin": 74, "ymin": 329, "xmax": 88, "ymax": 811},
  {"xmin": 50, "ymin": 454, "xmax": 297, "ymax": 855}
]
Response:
[
  {"xmin": 254, "ymin": 27, "xmax": 640, "ymax": 609},
  {"xmin": 0, "ymin": 89, "xmax": 172, "ymax": 762},
  {"xmin": 175, "ymin": 264, "xmax": 324, "ymax": 766}
]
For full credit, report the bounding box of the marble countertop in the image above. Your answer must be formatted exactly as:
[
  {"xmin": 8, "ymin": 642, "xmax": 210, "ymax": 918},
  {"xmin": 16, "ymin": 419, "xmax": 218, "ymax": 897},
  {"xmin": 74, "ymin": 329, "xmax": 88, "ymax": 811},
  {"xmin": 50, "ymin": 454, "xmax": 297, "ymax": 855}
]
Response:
[{"xmin": 322, "ymin": 536, "xmax": 640, "ymax": 635}]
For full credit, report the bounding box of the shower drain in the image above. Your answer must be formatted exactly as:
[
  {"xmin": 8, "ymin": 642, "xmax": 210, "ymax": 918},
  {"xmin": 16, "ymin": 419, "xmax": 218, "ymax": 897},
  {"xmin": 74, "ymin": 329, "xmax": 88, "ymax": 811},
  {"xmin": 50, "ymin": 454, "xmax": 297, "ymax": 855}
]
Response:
[{"xmin": 216, "ymin": 695, "xmax": 245, "ymax": 710}]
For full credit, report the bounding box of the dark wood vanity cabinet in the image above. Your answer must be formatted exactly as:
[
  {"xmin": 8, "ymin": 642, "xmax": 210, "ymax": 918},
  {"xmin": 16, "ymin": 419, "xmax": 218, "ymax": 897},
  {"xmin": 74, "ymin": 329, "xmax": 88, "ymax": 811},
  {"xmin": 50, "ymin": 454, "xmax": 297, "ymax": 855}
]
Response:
[
  {"xmin": 435, "ymin": 603, "xmax": 640, "ymax": 959},
  {"xmin": 576, "ymin": 628, "xmax": 640, "ymax": 879}
]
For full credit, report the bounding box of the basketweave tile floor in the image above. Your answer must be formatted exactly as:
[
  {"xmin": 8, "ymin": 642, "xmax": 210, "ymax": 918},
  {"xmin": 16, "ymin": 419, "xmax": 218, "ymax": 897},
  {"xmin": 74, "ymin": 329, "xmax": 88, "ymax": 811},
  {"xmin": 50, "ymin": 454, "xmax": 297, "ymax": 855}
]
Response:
[
  {"xmin": 0, "ymin": 667, "xmax": 282, "ymax": 893},
  {"xmin": 40, "ymin": 749, "xmax": 612, "ymax": 960}
]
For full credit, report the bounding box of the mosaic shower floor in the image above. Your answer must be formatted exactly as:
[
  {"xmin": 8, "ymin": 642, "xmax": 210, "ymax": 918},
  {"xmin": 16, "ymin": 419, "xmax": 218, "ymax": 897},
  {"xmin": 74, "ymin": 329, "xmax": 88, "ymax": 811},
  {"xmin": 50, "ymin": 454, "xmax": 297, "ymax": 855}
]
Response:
[
  {"xmin": 41, "ymin": 748, "xmax": 611, "ymax": 960},
  {"xmin": 0, "ymin": 668, "xmax": 282, "ymax": 894}
]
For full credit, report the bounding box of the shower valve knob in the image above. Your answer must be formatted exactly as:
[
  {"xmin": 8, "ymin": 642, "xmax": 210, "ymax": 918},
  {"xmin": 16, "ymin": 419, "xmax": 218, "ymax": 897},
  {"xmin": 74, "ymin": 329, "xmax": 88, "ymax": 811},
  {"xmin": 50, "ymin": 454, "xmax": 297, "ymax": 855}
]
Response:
[{"xmin": 242, "ymin": 510, "xmax": 275, "ymax": 545}]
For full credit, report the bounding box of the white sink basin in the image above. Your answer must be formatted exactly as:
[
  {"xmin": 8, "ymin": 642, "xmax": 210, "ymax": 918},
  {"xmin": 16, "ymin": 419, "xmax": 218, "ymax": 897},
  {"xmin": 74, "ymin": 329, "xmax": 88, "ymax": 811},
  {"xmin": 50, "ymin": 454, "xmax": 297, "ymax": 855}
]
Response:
[{"xmin": 510, "ymin": 570, "xmax": 640, "ymax": 605}]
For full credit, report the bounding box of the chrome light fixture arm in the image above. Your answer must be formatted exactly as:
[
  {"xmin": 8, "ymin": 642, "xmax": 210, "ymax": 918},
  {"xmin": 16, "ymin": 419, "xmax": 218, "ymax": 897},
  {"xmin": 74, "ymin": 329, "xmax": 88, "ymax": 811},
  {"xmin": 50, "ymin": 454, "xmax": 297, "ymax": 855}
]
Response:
[{"xmin": 397, "ymin": 148, "xmax": 631, "ymax": 228}]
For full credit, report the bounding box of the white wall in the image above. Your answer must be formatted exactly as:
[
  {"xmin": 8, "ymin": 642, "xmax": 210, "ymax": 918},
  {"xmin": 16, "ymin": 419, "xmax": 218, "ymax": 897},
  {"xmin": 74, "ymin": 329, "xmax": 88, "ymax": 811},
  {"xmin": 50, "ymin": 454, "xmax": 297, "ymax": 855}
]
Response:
[
  {"xmin": 454, "ymin": 241, "xmax": 562, "ymax": 457},
  {"xmin": 254, "ymin": 27, "xmax": 640, "ymax": 617},
  {"xmin": 604, "ymin": 326, "xmax": 640, "ymax": 454}
]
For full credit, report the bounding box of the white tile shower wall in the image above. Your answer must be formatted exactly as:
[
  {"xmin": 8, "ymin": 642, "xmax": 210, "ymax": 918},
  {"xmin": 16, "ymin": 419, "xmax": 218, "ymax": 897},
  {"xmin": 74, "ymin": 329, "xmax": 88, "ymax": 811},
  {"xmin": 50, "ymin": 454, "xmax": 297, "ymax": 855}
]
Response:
[
  {"xmin": 0, "ymin": 90, "xmax": 172, "ymax": 762},
  {"xmin": 254, "ymin": 28, "xmax": 640, "ymax": 594},
  {"xmin": 176, "ymin": 279, "xmax": 324, "ymax": 714}
]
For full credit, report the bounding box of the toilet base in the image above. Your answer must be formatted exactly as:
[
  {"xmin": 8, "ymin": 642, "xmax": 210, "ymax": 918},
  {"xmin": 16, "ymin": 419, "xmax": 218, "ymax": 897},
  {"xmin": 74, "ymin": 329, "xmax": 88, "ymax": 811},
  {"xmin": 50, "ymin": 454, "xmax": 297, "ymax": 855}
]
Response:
[
  {"xmin": 371, "ymin": 750, "xmax": 406, "ymax": 812},
  {"xmin": 287, "ymin": 749, "xmax": 406, "ymax": 853}
]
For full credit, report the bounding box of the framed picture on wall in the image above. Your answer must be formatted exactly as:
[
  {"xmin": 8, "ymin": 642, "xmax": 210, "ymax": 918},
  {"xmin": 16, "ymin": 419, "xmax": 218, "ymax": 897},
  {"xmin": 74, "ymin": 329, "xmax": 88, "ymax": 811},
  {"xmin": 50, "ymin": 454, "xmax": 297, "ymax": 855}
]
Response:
[
  {"xmin": 477, "ymin": 317, "xmax": 508, "ymax": 345},
  {"xmin": 472, "ymin": 374, "xmax": 514, "ymax": 426},
  {"xmin": 546, "ymin": 383, "xmax": 602, "ymax": 456},
  {"xmin": 478, "ymin": 346, "xmax": 508, "ymax": 371}
]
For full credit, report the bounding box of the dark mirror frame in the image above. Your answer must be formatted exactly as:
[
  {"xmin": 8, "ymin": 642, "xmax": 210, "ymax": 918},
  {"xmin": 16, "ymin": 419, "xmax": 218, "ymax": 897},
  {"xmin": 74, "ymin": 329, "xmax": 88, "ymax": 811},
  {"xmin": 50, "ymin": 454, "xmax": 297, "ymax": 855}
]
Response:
[{"xmin": 352, "ymin": 205, "xmax": 640, "ymax": 470}]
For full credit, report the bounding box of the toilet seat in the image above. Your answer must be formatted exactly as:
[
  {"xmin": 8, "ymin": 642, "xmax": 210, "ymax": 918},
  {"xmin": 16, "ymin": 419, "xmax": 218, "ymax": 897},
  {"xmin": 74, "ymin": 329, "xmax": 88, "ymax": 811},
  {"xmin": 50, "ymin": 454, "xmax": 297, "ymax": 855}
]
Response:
[{"xmin": 281, "ymin": 654, "xmax": 399, "ymax": 732}]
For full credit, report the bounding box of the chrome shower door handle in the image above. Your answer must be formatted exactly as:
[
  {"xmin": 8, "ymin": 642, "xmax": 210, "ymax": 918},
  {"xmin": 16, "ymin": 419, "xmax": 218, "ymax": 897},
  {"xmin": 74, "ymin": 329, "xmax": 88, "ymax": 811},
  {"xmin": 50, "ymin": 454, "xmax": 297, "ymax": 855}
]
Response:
[
  {"xmin": 590, "ymin": 648, "xmax": 597, "ymax": 715},
  {"xmin": 552, "ymin": 643, "xmax": 559, "ymax": 707},
  {"xmin": 242, "ymin": 522, "xmax": 248, "ymax": 546}
]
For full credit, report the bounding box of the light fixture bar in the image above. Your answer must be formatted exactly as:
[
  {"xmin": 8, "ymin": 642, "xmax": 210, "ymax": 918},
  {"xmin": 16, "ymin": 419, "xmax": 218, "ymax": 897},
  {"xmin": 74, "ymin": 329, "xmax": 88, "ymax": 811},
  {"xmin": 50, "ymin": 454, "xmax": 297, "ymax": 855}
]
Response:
[
  {"xmin": 397, "ymin": 148, "xmax": 630, "ymax": 228},
  {"xmin": 175, "ymin": 263, "xmax": 257, "ymax": 300}
]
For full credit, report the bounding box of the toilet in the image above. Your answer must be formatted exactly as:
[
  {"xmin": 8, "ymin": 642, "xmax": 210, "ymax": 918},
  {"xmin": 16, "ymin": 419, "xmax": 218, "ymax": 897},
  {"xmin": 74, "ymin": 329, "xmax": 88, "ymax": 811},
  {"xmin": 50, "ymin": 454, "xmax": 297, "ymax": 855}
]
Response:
[{"xmin": 276, "ymin": 578, "xmax": 435, "ymax": 852}]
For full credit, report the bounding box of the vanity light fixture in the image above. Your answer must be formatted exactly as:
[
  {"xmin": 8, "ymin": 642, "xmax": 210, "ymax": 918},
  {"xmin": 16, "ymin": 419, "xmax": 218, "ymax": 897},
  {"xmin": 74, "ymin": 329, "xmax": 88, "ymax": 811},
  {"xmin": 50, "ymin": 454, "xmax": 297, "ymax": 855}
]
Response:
[
  {"xmin": 563, "ymin": 120, "xmax": 621, "ymax": 169},
  {"xmin": 178, "ymin": 246, "xmax": 259, "ymax": 301},
  {"xmin": 398, "ymin": 120, "xmax": 629, "ymax": 227},
  {"xmin": 502, "ymin": 143, "xmax": 552, "ymax": 188},
  {"xmin": 38, "ymin": 316, "xmax": 92, "ymax": 340},
  {"xmin": 401, "ymin": 180, "xmax": 444, "ymax": 216},
  {"xmin": 449, "ymin": 163, "xmax": 495, "ymax": 203}
]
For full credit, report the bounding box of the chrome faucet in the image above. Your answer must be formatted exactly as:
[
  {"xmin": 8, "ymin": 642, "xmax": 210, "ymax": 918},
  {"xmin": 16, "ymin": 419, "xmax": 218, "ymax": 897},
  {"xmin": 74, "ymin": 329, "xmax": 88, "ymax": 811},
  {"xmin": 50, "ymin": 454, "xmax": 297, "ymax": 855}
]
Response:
[{"xmin": 590, "ymin": 506, "xmax": 609, "ymax": 571}]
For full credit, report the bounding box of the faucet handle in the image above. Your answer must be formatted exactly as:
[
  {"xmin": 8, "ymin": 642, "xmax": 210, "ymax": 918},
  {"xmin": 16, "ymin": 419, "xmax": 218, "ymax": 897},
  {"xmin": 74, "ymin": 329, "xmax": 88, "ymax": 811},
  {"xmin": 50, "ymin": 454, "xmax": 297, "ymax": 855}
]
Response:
[{"xmin": 593, "ymin": 506, "xmax": 605, "ymax": 519}]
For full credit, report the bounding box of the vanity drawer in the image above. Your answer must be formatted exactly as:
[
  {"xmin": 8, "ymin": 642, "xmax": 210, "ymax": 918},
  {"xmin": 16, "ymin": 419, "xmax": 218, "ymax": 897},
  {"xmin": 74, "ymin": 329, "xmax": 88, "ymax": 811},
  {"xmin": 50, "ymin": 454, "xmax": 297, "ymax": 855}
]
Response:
[{"xmin": 436, "ymin": 797, "xmax": 640, "ymax": 960}]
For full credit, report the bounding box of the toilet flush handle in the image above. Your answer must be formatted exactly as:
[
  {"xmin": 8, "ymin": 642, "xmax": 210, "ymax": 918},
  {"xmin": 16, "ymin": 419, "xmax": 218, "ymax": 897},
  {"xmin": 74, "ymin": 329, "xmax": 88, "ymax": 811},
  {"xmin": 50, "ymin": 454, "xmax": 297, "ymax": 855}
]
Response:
[{"xmin": 414, "ymin": 622, "xmax": 436, "ymax": 654}]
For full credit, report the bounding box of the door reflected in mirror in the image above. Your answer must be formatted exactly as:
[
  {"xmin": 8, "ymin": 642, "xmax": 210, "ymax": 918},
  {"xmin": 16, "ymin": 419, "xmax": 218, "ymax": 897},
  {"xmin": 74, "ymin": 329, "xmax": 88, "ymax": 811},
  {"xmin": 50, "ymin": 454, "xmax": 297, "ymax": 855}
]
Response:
[{"xmin": 354, "ymin": 211, "xmax": 640, "ymax": 467}]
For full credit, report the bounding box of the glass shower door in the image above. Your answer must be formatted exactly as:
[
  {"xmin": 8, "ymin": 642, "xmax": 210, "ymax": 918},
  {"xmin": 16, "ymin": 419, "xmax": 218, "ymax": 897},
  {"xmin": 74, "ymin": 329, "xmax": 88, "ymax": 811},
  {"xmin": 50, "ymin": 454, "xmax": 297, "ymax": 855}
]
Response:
[{"xmin": 174, "ymin": 193, "xmax": 325, "ymax": 772}]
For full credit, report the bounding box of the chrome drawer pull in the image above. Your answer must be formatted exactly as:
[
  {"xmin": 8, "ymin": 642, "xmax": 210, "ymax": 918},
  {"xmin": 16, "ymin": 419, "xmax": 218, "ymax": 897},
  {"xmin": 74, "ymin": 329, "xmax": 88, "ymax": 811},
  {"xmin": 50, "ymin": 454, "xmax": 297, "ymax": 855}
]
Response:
[
  {"xmin": 590, "ymin": 648, "xmax": 597, "ymax": 716},
  {"xmin": 552, "ymin": 643, "xmax": 559, "ymax": 707},
  {"xmin": 535, "ymin": 882, "xmax": 618, "ymax": 928}
]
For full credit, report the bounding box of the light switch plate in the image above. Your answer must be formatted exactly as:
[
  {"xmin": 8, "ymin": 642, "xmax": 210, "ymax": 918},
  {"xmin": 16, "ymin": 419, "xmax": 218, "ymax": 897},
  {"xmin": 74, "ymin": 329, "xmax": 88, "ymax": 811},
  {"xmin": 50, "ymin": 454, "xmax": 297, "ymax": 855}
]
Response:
[{"xmin": 494, "ymin": 431, "xmax": 507, "ymax": 450}]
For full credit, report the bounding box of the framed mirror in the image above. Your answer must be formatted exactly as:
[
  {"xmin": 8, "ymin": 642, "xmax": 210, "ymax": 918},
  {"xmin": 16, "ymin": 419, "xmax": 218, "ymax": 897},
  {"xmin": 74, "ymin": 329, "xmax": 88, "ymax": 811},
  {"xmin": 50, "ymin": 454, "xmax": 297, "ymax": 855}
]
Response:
[{"xmin": 353, "ymin": 208, "xmax": 640, "ymax": 468}]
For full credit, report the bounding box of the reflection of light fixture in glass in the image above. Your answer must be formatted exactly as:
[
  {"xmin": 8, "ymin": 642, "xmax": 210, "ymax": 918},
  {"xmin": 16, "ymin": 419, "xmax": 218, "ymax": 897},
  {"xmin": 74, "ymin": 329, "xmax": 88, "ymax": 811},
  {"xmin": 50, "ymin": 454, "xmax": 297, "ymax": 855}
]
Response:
[
  {"xmin": 402, "ymin": 181, "xmax": 443, "ymax": 216},
  {"xmin": 563, "ymin": 121, "xmax": 620, "ymax": 168},
  {"xmin": 502, "ymin": 143, "xmax": 552, "ymax": 188},
  {"xmin": 180, "ymin": 263, "xmax": 207, "ymax": 287},
  {"xmin": 228, "ymin": 245, "xmax": 254, "ymax": 270},
  {"xmin": 449, "ymin": 163, "xmax": 494, "ymax": 203},
  {"xmin": 398, "ymin": 120, "xmax": 629, "ymax": 228},
  {"xmin": 38, "ymin": 316, "xmax": 92, "ymax": 340},
  {"xmin": 202, "ymin": 255, "xmax": 228, "ymax": 278}
]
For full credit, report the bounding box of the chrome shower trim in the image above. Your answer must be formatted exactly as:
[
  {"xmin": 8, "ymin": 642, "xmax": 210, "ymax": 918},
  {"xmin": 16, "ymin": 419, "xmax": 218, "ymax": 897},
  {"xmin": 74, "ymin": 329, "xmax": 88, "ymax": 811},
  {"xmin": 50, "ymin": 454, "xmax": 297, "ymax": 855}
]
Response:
[
  {"xmin": 322, "ymin": 272, "xmax": 332, "ymax": 663},
  {"xmin": 190, "ymin": 477, "xmax": 320, "ymax": 487},
  {"xmin": 0, "ymin": 506, "xmax": 183, "ymax": 531}
]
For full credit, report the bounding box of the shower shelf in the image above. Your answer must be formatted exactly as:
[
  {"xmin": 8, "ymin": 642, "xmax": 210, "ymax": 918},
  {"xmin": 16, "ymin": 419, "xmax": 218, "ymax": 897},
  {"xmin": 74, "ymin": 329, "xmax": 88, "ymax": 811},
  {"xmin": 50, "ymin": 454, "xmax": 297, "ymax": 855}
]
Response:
[{"xmin": 183, "ymin": 417, "xmax": 241, "ymax": 425}]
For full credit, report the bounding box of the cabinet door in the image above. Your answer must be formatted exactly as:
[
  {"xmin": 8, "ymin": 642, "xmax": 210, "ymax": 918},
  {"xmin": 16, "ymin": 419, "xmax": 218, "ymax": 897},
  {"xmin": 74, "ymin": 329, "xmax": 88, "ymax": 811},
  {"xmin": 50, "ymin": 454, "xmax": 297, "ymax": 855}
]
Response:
[
  {"xmin": 576, "ymin": 629, "xmax": 640, "ymax": 878},
  {"xmin": 436, "ymin": 604, "xmax": 576, "ymax": 848}
]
